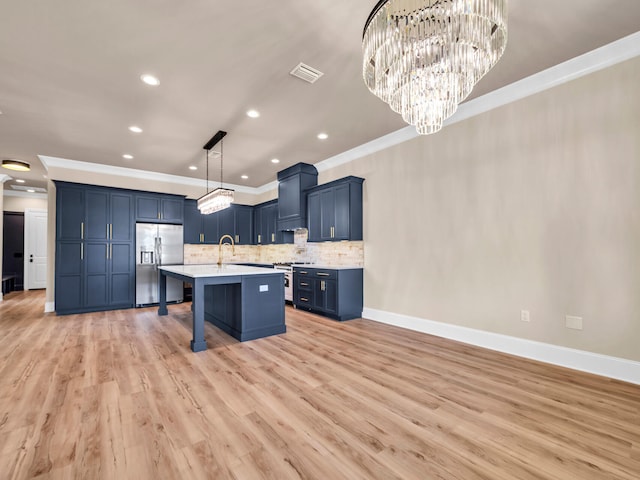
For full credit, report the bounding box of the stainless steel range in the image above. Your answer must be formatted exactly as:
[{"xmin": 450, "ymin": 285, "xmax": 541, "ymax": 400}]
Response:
[{"xmin": 273, "ymin": 263, "xmax": 293, "ymax": 302}]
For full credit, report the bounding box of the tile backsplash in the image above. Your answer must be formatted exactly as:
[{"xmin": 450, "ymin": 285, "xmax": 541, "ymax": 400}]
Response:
[{"xmin": 184, "ymin": 228, "xmax": 363, "ymax": 267}]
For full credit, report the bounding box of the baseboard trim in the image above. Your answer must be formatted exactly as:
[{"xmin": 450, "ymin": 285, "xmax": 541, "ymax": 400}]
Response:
[
  {"xmin": 362, "ymin": 307, "xmax": 640, "ymax": 386},
  {"xmin": 44, "ymin": 302, "xmax": 55, "ymax": 313}
]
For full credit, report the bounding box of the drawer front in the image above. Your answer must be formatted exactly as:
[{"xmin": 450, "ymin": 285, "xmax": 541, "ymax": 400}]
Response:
[
  {"xmin": 295, "ymin": 291, "xmax": 313, "ymax": 308},
  {"xmin": 294, "ymin": 267, "xmax": 313, "ymax": 277},
  {"xmin": 296, "ymin": 277, "xmax": 312, "ymax": 291},
  {"xmin": 294, "ymin": 267, "xmax": 338, "ymax": 281},
  {"xmin": 313, "ymin": 269, "xmax": 337, "ymax": 280}
]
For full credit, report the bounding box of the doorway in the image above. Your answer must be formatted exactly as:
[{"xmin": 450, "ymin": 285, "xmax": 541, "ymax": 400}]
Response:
[
  {"xmin": 3, "ymin": 212, "xmax": 25, "ymax": 291},
  {"xmin": 24, "ymin": 209, "xmax": 47, "ymax": 290}
]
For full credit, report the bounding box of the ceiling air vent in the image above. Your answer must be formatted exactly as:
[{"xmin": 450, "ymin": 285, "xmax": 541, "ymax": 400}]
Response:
[{"xmin": 289, "ymin": 62, "xmax": 324, "ymax": 84}]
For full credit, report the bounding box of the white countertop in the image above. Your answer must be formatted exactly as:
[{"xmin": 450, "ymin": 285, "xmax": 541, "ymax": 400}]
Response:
[
  {"xmin": 292, "ymin": 264, "xmax": 363, "ymax": 270},
  {"xmin": 160, "ymin": 264, "xmax": 283, "ymax": 278}
]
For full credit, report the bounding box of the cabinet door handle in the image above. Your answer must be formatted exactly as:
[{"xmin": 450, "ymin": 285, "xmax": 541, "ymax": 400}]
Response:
[
  {"xmin": 300, "ymin": 271, "xmax": 308, "ymax": 275},
  {"xmin": 271, "ymin": 233, "xmax": 275, "ymax": 242},
  {"xmin": 158, "ymin": 212, "xmax": 161, "ymax": 220},
  {"xmin": 317, "ymin": 272, "xmax": 330, "ymax": 277},
  {"xmin": 81, "ymin": 222, "xmax": 84, "ymax": 240},
  {"xmin": 110, "ymin": 244, "xmax": 113, "ymax": 260},
  {"xmin": 300, "ymin": 282, "xmax": 309, "ymax": 286},
  {"xmin": 235, "ymin": 234, "xmax": 239, "ymax": 243},
  {"xmin": 110, "ymin": 224, "xmax": 113, "ymax": 239},
  {"xmin": 301, "ymin": 297, "xmax": 309, "ymax": 302},
  {"xmin": 106, "ymin": 224, "xmax": 110, "ymax": 239},
  {"xmin": 81, "ymin": 243, "xmax": 84, "ymax": 260},
  {"xmin": 258, "ymin": 234, "xmax": 261, "ymax": 243}
]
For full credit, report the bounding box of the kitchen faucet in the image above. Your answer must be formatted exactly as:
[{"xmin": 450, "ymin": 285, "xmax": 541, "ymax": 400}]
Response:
[{"xmin": 217, "ymin": 234, "xmax": 235, "ymax": 266}]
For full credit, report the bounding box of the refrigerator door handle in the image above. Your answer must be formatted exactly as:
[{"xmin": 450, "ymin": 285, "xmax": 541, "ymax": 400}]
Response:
[{"xmin": 156, "ymin": 237, "xmax": 163, "ymax": 267}]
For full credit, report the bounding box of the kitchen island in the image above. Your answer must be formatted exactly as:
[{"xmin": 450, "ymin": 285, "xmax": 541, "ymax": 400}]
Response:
[{"xmin": 158, "ymin": 264, "xmax": 285, "ymax": 351}]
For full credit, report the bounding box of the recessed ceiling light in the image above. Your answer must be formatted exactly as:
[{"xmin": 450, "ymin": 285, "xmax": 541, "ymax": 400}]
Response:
[
  {"xmin": 141, "ymin": 74, "xmax": 160, "ymax": 86},
  {"xmin": 189, "ymin": 166, "xmax": 198, "ymax": 171},
  {"xmin": 128, "ymin": 125, "xmax": 143, "ymax": 133},
  {"xmin": 27, "ymin": 189, "xmax": 35, "ymax": 193},
  {"xmin": 241, "ymin": 175, "xmax": 248, "ymax": 180},
  {"xmin": 317, "ymin": 132, "xmax": 329, "ymax": 140},
  {"xmin": 16, "ymin": 179, "xmax": 26, "ymax": 183},
  {"xmin": 271, "ymin": 158, "xmax": 280, "ymax": 164},
  {"xmin": 246, "ymin": 109, "xmax": 260, "ymax": 118},
  {"xmin": 122, "ymin": 154, "xmax": 133, "ymax": 160}
]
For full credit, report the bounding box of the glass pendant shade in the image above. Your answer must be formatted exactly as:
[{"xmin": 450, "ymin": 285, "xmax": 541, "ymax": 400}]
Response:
[
  {"xmin": 197, "ymin": 187, "xmax": 234, "ymax": 214},
  {"xmin": 198, "ymin": 130, "xmax": 234, "ymax": 214},
  {"xmin": 363, "ymin": 0, "xmax": 508, "ymax": 134}
]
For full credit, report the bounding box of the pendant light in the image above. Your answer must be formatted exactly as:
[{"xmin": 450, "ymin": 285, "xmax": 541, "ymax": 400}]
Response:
[
  {"xmin": 197, "ymin": 130, "xmax": 234, "ymax": 214},
  {"xmin": 362, "ymin": 0, "xmax": 508, "ymax": 135}
]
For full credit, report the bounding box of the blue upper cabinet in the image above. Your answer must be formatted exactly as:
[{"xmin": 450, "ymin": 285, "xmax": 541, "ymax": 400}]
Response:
[
  {"xmin": 277, "ymin": 163, "xmax": 318, "ymax": 231},
  {"xmin": 183, "ymin": 199, "xmax": 203, "ymax": 244},
  {"xmin": 56, "ymin": 185, "xmax": 85, "ymax": 240},
  {"xmin": 135, "ymin": 193, "xmax": 184, "ymax": 224},
  {"xmin": 306, "ymin": 176, "xmax": 364, "ymax": 242},
  {"xmin": 234, "ymin": 205, "xmax": 254, "ymax": 245},
  {"xmin": 184, "ymin": 201, "xmax": 253, "ymax": 245},
  {"xmin": 254, "ymin": 200, "xmax": 293, "ymax": 245}
]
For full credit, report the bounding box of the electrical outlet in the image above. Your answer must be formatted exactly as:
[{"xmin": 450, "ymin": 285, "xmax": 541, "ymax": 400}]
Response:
[
  {"xmin": 566, "ymin": 315, "xmax": 583, "ymax": 330},
  {"xmin": 521, "ymin": 310, "xmax": 530, "ymax": 322}
]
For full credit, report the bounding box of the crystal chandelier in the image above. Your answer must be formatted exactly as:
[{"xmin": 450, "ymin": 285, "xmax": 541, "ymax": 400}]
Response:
[
  {"xmin": 198, "ymin": 130, "xmax": 234, "ymax": 215},
  {"xmin": 362, "ymin": 0, "xmax": 508, "ymax": 135}
]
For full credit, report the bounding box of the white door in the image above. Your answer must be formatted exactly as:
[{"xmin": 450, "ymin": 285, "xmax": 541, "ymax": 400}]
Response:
[{"xmin": 24, "ymin": 209, "xmax": 48, "ymax": 290}]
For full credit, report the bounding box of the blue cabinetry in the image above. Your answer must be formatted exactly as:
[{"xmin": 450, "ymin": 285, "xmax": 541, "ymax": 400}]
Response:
[
  {"xmin": 254, "ymin": 200, "xmax": 293, "ymax": 245},
  {"xmin": 135, "ymin": 193, "xmax": 184, "ymax": 223},
  {"xmin": 277, "ymin": 163, "xmax": 318, "ymax": 231},
  {"xmin": 183, "ymin": 201, "xmax": 253, "ymax": 245},
  {"xmin": 55, "ymin": 182, "xmax": 135, "ymax": 314},
  {"xmin": 293, "ymin": 266, "xmax": 363, "ymax": 321},
  {"xmin": 306, "ymin": 177, "xmax": 364, "ymax": 242}
]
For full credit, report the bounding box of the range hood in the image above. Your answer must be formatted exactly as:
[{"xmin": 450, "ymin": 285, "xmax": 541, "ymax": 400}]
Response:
[{"xmin": 277, "ymin": 163, "xmax": 318, "ymax": 231}]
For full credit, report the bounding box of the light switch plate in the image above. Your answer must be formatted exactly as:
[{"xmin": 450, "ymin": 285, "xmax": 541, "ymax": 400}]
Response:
[
  {"xmin": 566, "ymin": 315, "xmax": 583, "ymax": 330},
  {"xmin": 521, "ymin": 310, "xmax": 530, "ymax": 322}
]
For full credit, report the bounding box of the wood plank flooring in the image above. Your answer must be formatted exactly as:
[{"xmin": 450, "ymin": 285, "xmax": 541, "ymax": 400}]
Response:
[{"xmin": 0, "ymin": 290, "xmax": 638, "ymax": 479}]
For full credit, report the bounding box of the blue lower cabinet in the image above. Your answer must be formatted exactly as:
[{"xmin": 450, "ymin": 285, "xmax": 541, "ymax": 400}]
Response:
[{"xmin": 293, "ymin": 267, "xmax": 363, "ymax": 321}]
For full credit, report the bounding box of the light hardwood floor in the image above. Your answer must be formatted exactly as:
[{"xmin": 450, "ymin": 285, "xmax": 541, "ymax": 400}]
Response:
[{"xmin": 0, "ymin": 290, "xmax": 638, "ymax": 479}]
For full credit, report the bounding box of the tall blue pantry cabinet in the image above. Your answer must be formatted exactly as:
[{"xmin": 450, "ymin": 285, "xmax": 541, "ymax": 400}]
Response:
[{"xmin": 55, "ymin": 182, "xmax": 135, "ymax": 314}]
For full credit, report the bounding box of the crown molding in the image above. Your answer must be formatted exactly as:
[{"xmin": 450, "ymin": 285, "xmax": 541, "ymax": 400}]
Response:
[
  {"xmin": 0, "ymin": 174, "xmax": 11, "ymax": 184},
  {"xmin": 38, "ymin": 155, "xmax": 260, "ymax": 195},
  {"xmin": 315, "ymin": 31, "xmax": 640, "ymax": 173}
]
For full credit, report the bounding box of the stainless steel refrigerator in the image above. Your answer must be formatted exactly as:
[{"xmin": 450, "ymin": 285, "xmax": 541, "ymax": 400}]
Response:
[{"xmin": 136, "ymin": 223, "xmax": 184, "ymax": 306}]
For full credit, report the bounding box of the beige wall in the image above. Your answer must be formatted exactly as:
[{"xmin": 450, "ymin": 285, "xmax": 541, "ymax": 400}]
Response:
[
  {"xmin": 3, "ymin": 194, "xmax": 48, "ymax": 212},
  {"xmin": 320, "ymin": 57, "xmax": 640, "ymax": 362}
]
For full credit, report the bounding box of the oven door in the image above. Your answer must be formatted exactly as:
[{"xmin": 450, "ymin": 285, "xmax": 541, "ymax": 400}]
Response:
[{"xmin": 283, "ymin": 271, "xmax": 293, "ymax": 301}]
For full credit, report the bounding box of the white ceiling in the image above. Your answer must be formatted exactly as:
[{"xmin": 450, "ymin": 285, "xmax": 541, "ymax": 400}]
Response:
[{"xmin": 2, "ymin": 0, "xmax": 640, "ymax": 192}]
